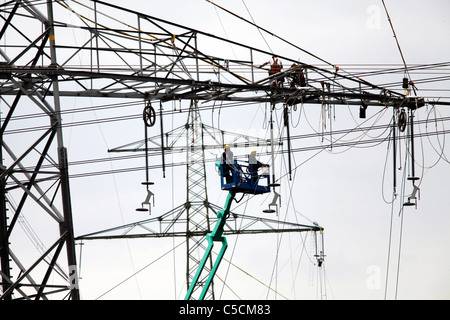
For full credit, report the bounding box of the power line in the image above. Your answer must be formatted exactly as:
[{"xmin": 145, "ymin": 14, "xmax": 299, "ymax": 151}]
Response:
[
  {"xmin": 8, "ymin": 104, "xmax": 450, "ymax": 182},
  {"xmin": 205, "ymin": 0, "xmax": 335, "ymax": 68},
  {"xmin": 380, "ymin": 1, "xmax": 409, "ymax": 73},
  {"xmin": 22, "ymin": 124, "xmax": 445, "ymax": 181}
]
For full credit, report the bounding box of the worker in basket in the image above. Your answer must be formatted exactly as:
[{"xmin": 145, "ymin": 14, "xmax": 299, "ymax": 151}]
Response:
[
  {"xmin": 222, "ymin": 145, "xmax": 234, "ymax": 183},
  {"xmin": 248, "ymin": 150, "xmax": 267, "ymax": 185}
]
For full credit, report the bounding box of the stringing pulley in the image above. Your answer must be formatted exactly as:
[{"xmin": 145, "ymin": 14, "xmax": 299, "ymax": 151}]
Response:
[
  {"xmin": 398, "ymin": 109, "xmax": 407, "ymax": 132},
  {"xmin": 143, "ymin": 101, "xmax": 156, "ymax": 127}
]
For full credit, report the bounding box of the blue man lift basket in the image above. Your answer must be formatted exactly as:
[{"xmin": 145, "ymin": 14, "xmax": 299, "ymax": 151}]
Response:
[{"xmin": 218, "ymin": 159, "xmax": 271, "ymax": 195}]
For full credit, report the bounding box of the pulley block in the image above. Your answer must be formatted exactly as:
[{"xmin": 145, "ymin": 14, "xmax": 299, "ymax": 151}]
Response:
[
  {"xmin": 398, "ymin": 109, "xmax": 407, "ymax": 132},
  {"xmin": 143, "ymin": 101, "xmax": 156, "ymax": 127}
]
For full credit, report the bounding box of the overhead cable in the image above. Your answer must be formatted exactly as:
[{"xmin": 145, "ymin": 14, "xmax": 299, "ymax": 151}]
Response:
[{"xmin": 381, "ymin": 0, "xmax": 416, "ymax": 95}]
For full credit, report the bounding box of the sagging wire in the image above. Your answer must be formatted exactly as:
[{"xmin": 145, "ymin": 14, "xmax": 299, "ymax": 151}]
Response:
[
  {"xmin": 241, "ymin": 0, "xmax": 273, "ymax": 54},
  {"xmin": 266, "ymin": 151, "xmax": 326, "ymax": 299},
  {"xmin": 218, "ymin": 196, "xmax": 248, "ymax": 299},
  {"xmin": 320, "ymin": 107, "xmax": 390, "ymax": 155},
  {"xmin": 425, "ymin": 104, "xmax": 449, "ymax": 165},
  {"xmin": 383, "ymin": 142, "xmax": 409, "ymax": 299},
  {"xmin": 205, "ymin": 0, "xmax": 336, "ymax": 69},
  {"xmin": 280, "ymin": 142, "xmax": 327, "ymax": 298},
  {"xmin": 95, "ymin": 239, "xmax": 187, "ymax": 300},
  {"xmin": 381, "ymin": 114, "xmax": 397, "ymax": 204},
  {"xmin": 290, "ymin": 100, "xmax": 303, "ymax": 129},
  {"xmin": 383, "ymin": 101, "xmax": 434, "ymax": 299}
]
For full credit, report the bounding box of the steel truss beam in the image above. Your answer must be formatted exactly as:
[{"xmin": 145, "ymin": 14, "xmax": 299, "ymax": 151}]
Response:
[
  {"xmin": 76, "ymin": 200, "xmax": 321, "ymax": 240},
  {"xmin": 0, "ymin": 0, "xmax": 431, "ymax": 108},
  {"xmin": 75, "ymin": 200, "xmax": 322, "ymax": 300},
  {"xmin": 0, "ymin": 65, "xmax": 426, "ymax": 108}
]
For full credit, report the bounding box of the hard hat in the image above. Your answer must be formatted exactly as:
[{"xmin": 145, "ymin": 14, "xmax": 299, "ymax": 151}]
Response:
[
  {"xmin": 251, "ymin": 149, "xmax": 256, "ymax": 153},
  {"xmin": 224, "ymin": 145, "xmax": 229, "ymax": 149}
]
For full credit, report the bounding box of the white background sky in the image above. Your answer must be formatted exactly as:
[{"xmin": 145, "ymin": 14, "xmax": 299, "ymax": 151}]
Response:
[
  {"xmin": 72, "ymin": 0, "xmax": 450, "ymax": 300},
  {"xmin": 5, "ymin": 0, "xmax": 450, "ymax": 300}
]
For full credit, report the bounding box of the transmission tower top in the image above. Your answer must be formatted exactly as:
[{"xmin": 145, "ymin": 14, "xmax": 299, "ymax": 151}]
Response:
[{"xmin": 0, "ymin": 0, "xmax": 427, "ymax": 110}]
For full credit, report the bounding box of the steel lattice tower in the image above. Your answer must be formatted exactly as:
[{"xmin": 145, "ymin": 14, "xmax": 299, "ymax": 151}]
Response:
[
  {"xmin": 1, "ymin": 0, "xmax": 431, "ymax": 300},
  {"xmin": 95, "ymin": 97, "xmax": 319, "ymax": 300},
  {"xmin": 185, "ymin": 102, "xmax": 209, "ymax": 217},
  {"xmin": 0, "ymin": 0, "xmax": 79, "ymax": 300},
  {"xmin": 184, "ymin": 101, "xmax": 215, "ymax": 299}
]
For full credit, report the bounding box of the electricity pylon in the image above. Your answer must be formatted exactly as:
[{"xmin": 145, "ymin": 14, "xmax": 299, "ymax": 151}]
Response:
[
  {"xmin": 1, "ymin": 0, "xmax": 432, "ymax": 300},
  {"xmin": 85, "ymin": 99, "xmax": 321, "ymax": 300}
]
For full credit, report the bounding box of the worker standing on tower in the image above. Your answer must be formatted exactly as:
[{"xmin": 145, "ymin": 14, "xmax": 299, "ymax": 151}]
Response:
[
  {"xmin": 270, "ymin": 56, "xmax": 283, "ymax": 87},
  {"xmin": 260, "ymin": 56, "xmax": 284, "ymax": 88},
  {"xmin": 289, "ymin": 63, "xmax": 307, "ymax": 88},
  {"xmin": 269, "ymin": 56, "xmax": 282, "ymax": 76}
]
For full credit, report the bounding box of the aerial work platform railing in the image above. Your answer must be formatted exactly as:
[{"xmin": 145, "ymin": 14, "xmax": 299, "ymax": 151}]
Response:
[{"xmin": 219, "ymin": 159, "xmax": 271, "ymax": 195}]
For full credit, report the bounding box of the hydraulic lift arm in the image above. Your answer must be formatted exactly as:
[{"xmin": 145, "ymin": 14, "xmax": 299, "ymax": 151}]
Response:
[{"xmin": 184, "ymin": 191, "xmax": 236, "ymax": 300}]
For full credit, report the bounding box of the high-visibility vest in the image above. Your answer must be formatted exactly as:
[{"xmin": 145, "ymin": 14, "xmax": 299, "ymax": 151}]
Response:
[{"xmin": 270, "ymin": 58, "xmax": 281, "ymax": 74}]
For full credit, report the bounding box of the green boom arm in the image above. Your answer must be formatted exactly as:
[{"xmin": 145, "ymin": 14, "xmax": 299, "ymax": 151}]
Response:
[{"xmin": 184, "ymin": 191, "xmax": 236, "ymax": 300}]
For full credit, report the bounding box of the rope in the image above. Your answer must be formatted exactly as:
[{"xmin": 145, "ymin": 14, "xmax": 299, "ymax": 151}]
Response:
[
  {"xmin": 381, "ymin": 0, "xmax": 417, "ymax": 95},
  {"xmin": 95, "ymin": 239, "xmax": 186, "ymax": 299},
  {"xmin": 384, "ymin": 194, "xmax": 395, "ymax": 299},
  {"xmin": 216, "ymin": 251, "xmax": 290, "ymax": 300},
  {"xmin": 241, "ymin": 0, "xmax": 273, "ymax": 53},
  {"xmin": 218, "ymin": 198, "xmax": 248, "ymax": 299},
  {"xmin": 206, "ymin": 0, "xmax": 335, "ymax": 68}
]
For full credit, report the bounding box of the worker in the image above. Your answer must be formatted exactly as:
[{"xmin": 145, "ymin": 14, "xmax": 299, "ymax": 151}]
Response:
[
  {"xmin": 222, "ymin": 145, "xmax": 234, "ymax": 183},
  {"xmin": 269, "ymin": 56, "xmax": 282, "ymax": 75},
  {"xmin": 260, "ymin": 56, "xmax": 284, "ymax": 88},
  {"xmin": 289, "ymin": 63, "xmax": 306, "ymax": 88},
  {"xmin": 248, "ymin": 150, "xmax": 265, "ymax": 185},
  {"xmin": 269, "ymin": 56, "xmax": 283, "ymax": 88}
]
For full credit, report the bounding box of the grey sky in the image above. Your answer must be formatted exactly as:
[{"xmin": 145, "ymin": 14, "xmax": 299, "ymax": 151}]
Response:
[{"xmin": 5, "ymin": 0, "xmax": 449, "ymax": 300}]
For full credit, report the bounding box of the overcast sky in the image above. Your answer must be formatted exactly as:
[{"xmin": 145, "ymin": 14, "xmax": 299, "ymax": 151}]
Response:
[
  {"xmin": 6, "ymin": 0, "xmax": 449, "ymax": 300},
  {"xmin": 71, "ymin": 0, "xmax": 450, "ymax": 300}
]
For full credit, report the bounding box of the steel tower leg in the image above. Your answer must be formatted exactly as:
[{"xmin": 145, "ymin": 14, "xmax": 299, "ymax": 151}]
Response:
[
  {"xmin": 185, "ymin": 191, "xmax": 235, "ymax": 300},
  {"xmin": 0, "ymin": 0, "xmax": 79, "ymax": 300},
  {"xmin": 0, "ymin": 144, "xmax": 11, "ymax": 300},
  {"xmin": 46, "ymin": 0, "xmax": 79, "ymax": 300}
]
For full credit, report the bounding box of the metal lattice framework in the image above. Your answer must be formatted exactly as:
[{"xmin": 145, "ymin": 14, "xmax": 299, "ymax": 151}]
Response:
[
  {"xmin": 0, "ymin": 0, "xmax": 428, "ymax": 105},
  {"xmin": 1, "ymin": 0, "xmax": 442, "ymax": 300},
  {"xmin": 79, "ymin": 99, "xmax": 321, "ymax": 299}
]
